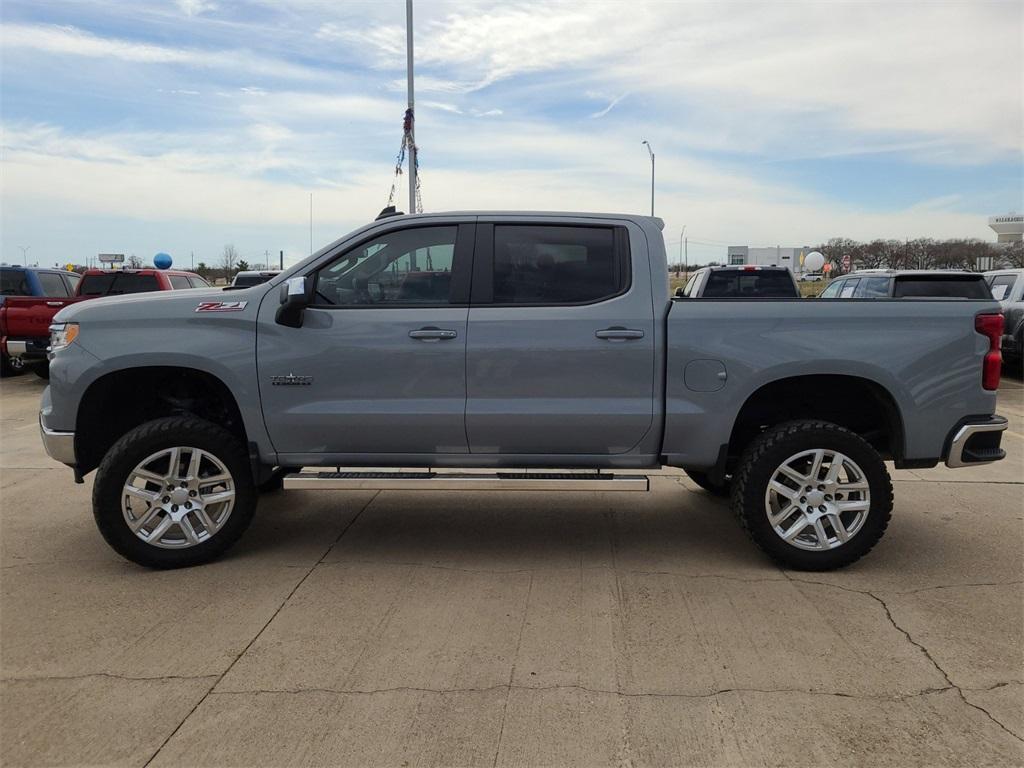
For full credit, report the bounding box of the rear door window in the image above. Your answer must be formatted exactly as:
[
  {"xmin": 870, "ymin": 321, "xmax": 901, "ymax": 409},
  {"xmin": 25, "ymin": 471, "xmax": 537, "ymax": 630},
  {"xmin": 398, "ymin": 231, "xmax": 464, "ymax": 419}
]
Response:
[
  {"xmin": 489, "ymin": 225, "xmax": 626, "ymax": 305},
  {"xmin": 168, "ymin": 275, "xmax": 192, "ymax": 290},
  {"xmin": 188, "ymin": 276, "xmax": 211, "ymax": 288},
  {"xmin": 37, "ymin": 272, "xmax": 70, "ymax": 297},
  {"xmin": 63, "ymin": 273, "xmax": 81, "ymax": 294},
  {"xmin": 854, "ymin": 277, "xmax": 890, "ymax": 298},
  {"xmin": 1, "ymin": 270, "xmax": 30, "ymax": 296},
  {"xmin": 987, "ymin": 274, "xmax": 1017, "ymax": 301}
]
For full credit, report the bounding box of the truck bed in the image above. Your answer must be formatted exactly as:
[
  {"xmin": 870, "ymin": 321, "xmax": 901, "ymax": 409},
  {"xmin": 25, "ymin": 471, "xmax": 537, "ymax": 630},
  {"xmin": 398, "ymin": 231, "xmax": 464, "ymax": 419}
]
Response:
[{"xmin": 662, "ymin": 297, "xmax": 999, "ymax": 469}]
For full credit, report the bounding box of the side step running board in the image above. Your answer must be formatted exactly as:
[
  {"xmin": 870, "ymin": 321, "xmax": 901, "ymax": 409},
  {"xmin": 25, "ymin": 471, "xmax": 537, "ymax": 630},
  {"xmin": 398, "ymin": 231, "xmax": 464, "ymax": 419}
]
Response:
[{"xmin": 282, "ymin": 470, "xmax": 649, "ymax": 492}]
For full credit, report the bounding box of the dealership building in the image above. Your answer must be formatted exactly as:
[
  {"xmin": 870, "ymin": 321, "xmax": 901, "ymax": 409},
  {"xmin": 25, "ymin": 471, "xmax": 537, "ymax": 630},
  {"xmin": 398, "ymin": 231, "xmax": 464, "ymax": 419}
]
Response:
[
  {"xmin": 726, "ymin": 245, "xmax": 813, "ymax": 272},
  {"xmin": 989, "ymin": 214, "xmax": 1023, "ymax": 243}
]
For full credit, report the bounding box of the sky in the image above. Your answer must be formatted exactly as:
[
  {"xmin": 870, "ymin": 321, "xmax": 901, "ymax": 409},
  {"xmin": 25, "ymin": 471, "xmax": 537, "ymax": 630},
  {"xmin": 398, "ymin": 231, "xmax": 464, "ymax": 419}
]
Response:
[{"xmin": 1, "ymin": 0, "xmax": 1022, "ymax": 269}]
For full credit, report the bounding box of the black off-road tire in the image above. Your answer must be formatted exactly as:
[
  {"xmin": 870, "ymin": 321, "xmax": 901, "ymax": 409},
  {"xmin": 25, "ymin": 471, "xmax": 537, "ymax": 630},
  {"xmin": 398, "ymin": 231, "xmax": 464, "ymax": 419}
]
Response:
[
  {"xmin": 731, "ymin": 420, "xmax": 893, "ymax": 571},
  {"xmin": 93, "ymin": 416, "xmax": 257, "ymax": 569},
  {"xmin": 685, "ymin": 469, "xmax": 731, "ymax": 497},
  {"xmin": 33, "ymin": 362, "xmax": 50, "ymax": 380},
  {"xmin": 1, "ymin": 353, "xmax": 25, "ymax": 378}
]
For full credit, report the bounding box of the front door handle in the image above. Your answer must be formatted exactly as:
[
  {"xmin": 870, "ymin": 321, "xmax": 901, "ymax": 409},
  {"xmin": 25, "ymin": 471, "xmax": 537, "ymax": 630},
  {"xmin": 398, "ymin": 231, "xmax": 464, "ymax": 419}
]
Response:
[
  {"xmin": 409, "ymin": 327, "xmax": 458, "ymax": 341},
  {"xmin": 595, "ymin": 327, "xmax": 645, "ymax": 340}
]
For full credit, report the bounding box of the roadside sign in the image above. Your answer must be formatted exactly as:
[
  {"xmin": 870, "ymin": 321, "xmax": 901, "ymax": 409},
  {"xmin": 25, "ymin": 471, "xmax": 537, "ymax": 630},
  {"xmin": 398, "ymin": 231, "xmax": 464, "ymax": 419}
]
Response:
[
  {"xmin": 841, "ymin": 255, "xmax": 851, "ymax": 271},
  {"xmin": 98, "ymin": 253, "xmax": 124, "ymax": 264},
  {"xmin": 64, "ymin": 263, "xmax": 75, "ymax": 272}
]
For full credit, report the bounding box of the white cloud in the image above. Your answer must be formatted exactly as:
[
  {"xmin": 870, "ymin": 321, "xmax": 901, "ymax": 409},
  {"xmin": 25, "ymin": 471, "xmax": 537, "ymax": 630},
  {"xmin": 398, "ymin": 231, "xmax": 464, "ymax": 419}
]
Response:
[
  {"xmin": 177, "ymin": 0, "xmax": 217, "ymax": 17},
  {"xmin": 0, "ymin": 22, "xmax": 321, "ymax": 81}
]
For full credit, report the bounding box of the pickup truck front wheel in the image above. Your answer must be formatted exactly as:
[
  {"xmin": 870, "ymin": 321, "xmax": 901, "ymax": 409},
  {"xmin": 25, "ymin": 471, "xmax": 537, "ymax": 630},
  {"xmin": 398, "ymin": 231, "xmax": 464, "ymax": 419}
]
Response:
[
  {"xmin": 732, "ymin": 420, "xmax": 893, "ymax": 571},
  {"xmin": 93, "ymin": 416, "xmax": 256, "ymax": 569}
]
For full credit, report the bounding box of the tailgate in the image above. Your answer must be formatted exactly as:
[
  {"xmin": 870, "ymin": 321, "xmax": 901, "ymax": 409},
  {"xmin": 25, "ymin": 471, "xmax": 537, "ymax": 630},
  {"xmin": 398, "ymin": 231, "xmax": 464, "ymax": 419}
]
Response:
[{"xmin": 0, "ymin": 297, "xmax": 88, "ymax": 338}]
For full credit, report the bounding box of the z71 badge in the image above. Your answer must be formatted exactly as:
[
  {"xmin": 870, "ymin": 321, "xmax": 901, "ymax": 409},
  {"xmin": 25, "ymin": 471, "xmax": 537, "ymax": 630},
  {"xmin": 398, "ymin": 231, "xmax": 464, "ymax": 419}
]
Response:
[
  {"xmin": 195, "ymin": 301, "xmax": 248, "ymax": 313},
  {"xmin": 271, "ymin": 373, "xmax": 313, "ymax": 386}
]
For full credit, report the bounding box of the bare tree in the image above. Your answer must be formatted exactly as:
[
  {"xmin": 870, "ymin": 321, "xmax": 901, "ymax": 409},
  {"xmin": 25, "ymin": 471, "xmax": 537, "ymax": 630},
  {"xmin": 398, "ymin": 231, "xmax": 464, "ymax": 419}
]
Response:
[
  {"xmin": 1002, "ymin": 241, "xmax": 1024, "ymax": 269},
  {"xmin": 126, "ymin": 254, "xmax": 143, "ymax": 268},
  {"xmin": 221, "ymin": 244, "xmax": 239, "ymax": 275}
]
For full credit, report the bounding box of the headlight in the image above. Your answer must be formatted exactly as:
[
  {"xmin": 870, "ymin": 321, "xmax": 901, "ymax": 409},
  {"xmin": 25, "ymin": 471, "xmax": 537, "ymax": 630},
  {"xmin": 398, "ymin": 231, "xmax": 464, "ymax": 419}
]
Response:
[{"xmin": 49, "ymin": 323, "xmax": 80, "ymax": 352}]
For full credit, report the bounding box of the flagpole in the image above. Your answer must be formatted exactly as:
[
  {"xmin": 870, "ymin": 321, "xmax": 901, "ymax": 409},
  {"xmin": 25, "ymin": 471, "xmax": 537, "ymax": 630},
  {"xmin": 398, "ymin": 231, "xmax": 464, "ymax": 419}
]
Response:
[{"xmin": 406, "ymin": 0, "xmax": 416, "ymax": 214}]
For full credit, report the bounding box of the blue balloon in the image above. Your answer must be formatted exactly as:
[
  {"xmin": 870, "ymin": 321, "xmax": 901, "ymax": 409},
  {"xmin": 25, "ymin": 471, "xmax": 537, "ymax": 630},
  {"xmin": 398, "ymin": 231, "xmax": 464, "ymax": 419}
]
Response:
[{"xmin": 153, "ymin": 252, "xmax": 172, "ymax": 270}]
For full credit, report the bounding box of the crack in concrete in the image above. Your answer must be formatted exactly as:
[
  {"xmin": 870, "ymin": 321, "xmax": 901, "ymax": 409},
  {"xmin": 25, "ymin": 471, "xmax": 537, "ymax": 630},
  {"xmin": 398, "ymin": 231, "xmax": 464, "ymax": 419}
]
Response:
[
  {"xmin": 492, "ymin": 570, "xmax": 534, "ymax": 768},
  {"xmin": 786, "ymin": 575, "xmax": 1024, "ymax": 744},
  {"xmin": 206, "ymin": 681, "xmax": 976, "ymax": 703},
  {"xmin": 141, "ymin": 491, "xmax": 380, "ymax": 768},
  {"xmin": 1, "ymin": 672, "xmax": 219, "ymax": 684}
]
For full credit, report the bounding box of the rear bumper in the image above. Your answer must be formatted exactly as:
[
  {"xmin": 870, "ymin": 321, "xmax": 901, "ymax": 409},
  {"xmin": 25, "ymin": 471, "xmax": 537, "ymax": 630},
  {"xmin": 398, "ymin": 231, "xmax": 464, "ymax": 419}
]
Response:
[
  {"xmin": 3, "ymin": 337, "xmax": 48, "ymax": 361},
  {"xmin": 945, "ymin": 416, "xmax": 1007, "ymax": 469},
  {"xmin": 39, "ymin": 415, "xmax": 76, "ymax": 466}
]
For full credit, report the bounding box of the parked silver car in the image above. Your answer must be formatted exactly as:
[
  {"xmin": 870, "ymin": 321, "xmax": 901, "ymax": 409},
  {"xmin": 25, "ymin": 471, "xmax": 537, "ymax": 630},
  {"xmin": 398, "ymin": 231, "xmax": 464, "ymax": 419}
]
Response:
[
  {"xmin": 818, "ymin": 269, "xmax": 992, "ymax": 300},
  {"xmin": 985, "ymin": 268, "xmax": 1023, "ymax": 373}
]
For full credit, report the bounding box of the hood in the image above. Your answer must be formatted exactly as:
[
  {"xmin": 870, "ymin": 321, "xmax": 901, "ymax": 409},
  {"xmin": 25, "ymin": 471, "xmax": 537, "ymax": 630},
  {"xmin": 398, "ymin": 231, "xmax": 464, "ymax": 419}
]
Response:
[{"xmin": 55, "ymin": 284, "xmax": 267, "ymax": 323}]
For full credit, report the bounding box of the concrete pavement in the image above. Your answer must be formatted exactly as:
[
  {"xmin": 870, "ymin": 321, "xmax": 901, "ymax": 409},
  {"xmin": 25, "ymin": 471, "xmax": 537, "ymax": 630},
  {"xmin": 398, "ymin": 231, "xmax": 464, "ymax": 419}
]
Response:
[{"xmin": 1, "ymin": 372, "xmax": 1022, "ymax": 766}]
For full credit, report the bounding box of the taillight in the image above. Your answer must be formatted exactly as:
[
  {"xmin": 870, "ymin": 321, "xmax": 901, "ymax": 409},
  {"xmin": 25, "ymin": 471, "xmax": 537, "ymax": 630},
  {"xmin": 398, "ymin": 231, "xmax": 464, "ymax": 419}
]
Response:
[{"xmin": 975, "ymin": 313, "xmax": 1004, "ymax": 391}]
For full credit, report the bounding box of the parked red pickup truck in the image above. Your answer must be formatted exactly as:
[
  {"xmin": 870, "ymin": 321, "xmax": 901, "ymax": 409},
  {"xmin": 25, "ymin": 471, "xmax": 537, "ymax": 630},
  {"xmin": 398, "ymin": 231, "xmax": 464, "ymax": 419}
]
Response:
[{"xmin": 1, "ymin": 268, "xmax": 209, "ymax": 378}]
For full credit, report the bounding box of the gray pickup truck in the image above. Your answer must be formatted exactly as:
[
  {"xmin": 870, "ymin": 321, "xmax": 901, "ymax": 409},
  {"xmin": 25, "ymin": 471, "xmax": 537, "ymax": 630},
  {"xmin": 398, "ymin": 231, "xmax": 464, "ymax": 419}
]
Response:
[{"xmin": 39, "ymin": 212, "xmax": 1008, "ymax": 571}]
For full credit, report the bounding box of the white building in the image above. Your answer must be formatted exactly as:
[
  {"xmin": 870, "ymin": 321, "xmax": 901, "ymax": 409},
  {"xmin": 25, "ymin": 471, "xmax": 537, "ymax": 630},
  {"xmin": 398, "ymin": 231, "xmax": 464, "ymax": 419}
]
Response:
[
  {"xmin": 727, "ymin": 246, "xmax": 813, "ymax": 272},
  {"xmin": 989, "ymin": 214, "xmax": 1023, "ymax": 244}
]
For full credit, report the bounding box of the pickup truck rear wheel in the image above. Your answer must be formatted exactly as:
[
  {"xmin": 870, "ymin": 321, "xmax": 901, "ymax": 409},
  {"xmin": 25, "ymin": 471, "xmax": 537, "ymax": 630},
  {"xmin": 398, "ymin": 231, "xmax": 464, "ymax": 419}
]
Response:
[
  {"xmin": 1, "ymin": 353, "xmax": 25, "ymax": 377},
  {"xmin": 731, "ymin": 420, "xmax": 892, "ymax": 571},
  {"xmin": 92, "ymin": 416, "xmax": 256, "ymax": 569}
]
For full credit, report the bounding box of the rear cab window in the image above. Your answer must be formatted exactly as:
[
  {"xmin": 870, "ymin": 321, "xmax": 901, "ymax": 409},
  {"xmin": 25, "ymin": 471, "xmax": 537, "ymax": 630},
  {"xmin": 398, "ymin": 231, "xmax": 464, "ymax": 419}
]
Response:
[
  {"xmin": 892, "ymin": 275, "xmax": 991, "ymax": 299},
  {"xmin": 78, "ymin": 272, "xmax": 161, "ymax": 296},
  {"xmin": 487, "ymin": 224, "xmax": 628, "ymax": 305},
  {"xmin": 700, "ymin": 269, "xmax": 797, "ymax": 298}
]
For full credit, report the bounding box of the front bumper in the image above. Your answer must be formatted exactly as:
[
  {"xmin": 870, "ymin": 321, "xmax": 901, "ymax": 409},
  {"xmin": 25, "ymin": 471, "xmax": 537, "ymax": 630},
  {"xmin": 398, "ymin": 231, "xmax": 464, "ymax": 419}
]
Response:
[
  {"xmin": 39, "ymin": 416, "xmax": 76, "ymax": 466},
  {"xmin": 945, "ymin": 416, "xmax": 1007, "ymax": 469}
]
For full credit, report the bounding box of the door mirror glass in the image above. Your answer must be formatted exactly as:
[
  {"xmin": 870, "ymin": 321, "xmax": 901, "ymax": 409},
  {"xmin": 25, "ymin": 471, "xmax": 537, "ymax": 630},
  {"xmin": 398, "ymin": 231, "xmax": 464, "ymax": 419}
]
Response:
[{"xmin": 276, "ymin": 276, "xmax": 310, "ymax": 327}]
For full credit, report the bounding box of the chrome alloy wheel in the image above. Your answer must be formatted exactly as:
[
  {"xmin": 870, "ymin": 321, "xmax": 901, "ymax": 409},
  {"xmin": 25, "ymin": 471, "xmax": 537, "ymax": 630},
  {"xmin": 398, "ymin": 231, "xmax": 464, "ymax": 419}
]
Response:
[
  {"xmin": 764, "ymin": 448, "xmax": 870, "ymax": 551},
  {"xmin": 121, "ymin": 446, "xmax": 235, "ymax": 549}
]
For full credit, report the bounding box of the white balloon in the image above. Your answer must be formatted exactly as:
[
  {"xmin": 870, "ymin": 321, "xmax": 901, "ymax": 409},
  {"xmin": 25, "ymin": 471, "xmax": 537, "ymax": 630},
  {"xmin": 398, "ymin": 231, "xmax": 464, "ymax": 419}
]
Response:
[{"xmin": 804, "ymin": 251, "xmax": 825, "ymax": 271}]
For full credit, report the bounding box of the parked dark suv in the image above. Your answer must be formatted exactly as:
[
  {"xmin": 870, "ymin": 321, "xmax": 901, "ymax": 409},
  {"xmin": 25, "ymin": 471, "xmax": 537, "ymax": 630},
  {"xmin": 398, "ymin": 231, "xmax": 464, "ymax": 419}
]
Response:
[{"xmin": 675, "ymin": 266, "xmax": 800, "ymax": 298}]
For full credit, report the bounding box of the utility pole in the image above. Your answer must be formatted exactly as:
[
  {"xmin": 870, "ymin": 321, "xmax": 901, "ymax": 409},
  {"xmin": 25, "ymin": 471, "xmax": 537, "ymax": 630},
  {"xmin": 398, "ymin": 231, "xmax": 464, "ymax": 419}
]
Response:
[
  {"xmin": 406, "ymin": 0, "xmax": 417, "ymax": 214},
  {"xmin": 309, "ymin": 193, "xmax": 313, "ymax": 254},
  {"xmin": 279, "ymin": 250, "xmax": 284, "ymax": 270},
  {"xmin": 18, "ymin": 245, "xmax": 30, "ymax": 266},
  {"xmin": 191, "ymin": 250, "xmax": 194, "ymax": 270},
  {"xmin": 641, "ymin": 141, "xmax": 654, "ymax": 216},
  {"xmin": 678, "ymin": 225, "xmax": 686, "ymax": 277},
  {"xmin": 684, "ymin": 237, "xmax": 688, "ymax": 275}
]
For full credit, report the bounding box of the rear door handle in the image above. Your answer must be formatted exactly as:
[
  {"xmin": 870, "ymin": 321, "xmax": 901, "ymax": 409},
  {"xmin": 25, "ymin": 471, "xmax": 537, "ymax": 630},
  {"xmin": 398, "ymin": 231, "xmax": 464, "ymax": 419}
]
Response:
[
  {"xmin": 46, "ymin": 301, "xmax": 65, "ymax": 307},
  {"xmin": 595, "ymin": 327, "xmax": 645, "ymax": 340},
  {"xmin": 409, "ymin": 327, "xmax": 458, "ymax": 341}
]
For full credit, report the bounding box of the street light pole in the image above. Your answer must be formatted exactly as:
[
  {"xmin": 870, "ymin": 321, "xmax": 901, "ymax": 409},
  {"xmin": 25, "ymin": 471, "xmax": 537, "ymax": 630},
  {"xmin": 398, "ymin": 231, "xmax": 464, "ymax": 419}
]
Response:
[
  {"xmin": 641, "ymin": 140, "xmax": 654, "ymax": 216},
  {"xmin": 18, "ymin": 245, "xmax": 31, "ymax": 266}
]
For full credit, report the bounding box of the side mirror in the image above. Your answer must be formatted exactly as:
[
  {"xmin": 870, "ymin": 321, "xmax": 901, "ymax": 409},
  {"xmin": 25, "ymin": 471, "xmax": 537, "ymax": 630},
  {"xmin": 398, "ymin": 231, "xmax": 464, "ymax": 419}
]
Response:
[{"xmin": 276, "ymin": 276, "xmax": 312, "ymax": 328}]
